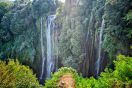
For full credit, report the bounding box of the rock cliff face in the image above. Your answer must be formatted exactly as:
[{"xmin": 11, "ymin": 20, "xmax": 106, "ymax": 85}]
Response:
[
  {"xmin": 55, "ymin": 0, "xmax": 107, "ymax": 77},
  {"xmin": 55, "ymin": 0, "xmax": 132, "ymax": 77}
]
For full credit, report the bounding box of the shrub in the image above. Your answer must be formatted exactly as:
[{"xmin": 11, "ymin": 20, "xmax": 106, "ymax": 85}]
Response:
[
  {"xmin": 44, "ymin": 55, "xmax": 132, "ymax": 88},
  {"xmin": 0, "ymin": 59, "xmax": 42, "ymax": 88},
  {"xmin": 114, "ymin": 55, "xmax": 132, "ymax": 81},
  {"xmin": 76, "ymin": 55, "xmax": 132, "ymax": 88},
  {"xmin": 44, "ymin": 67, "xmax": 78, "ymax": 88}
]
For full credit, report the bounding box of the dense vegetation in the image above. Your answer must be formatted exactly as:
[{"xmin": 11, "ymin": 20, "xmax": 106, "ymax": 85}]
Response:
[
  {"xmin": 0, "ymin": 59, "xmax": 41, "ymax": 88},
  {"xmin": 0, "ymin": 55, "xmax": 132, "ymax": 88},
  {"xmin": 0, "ymin": 0, "xmax": 132, "ymax": 87},
  {"xmin": 45, "ymin": 55, "xmax": 132, "ymax": 88},
  {"xmin": 44, "ymin": 67, "xmax": 78, "ymax": 88},
  {"xmin": 55, "ymin": 0, "xmax": 132, "ymax": 76},
  {"xmin": 0, "ymin": 0, "xmax": 57, "ymax": 77}
]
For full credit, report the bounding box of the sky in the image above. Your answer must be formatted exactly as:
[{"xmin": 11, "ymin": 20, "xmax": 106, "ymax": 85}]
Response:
[{"xmin": 58, "ymin": 0, "xmax": 65, "ymax": 3}]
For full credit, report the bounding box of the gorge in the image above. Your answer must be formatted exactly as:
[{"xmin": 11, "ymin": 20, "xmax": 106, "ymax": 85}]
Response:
[{"xmin": 0, "ymin": 0, "xmax": 131, "ymax": 87}]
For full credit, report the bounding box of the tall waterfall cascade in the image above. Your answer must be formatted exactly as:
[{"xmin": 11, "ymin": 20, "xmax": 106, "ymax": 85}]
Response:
[
  {"xmin": 40, "ymin": 15, "xmax": 56, "ymax": 81},
  {"xmin": 95, "ymin": 18, "xmax": 105, "ymax": 76},
  {"xmin": 46, "ymin": 15, "xmax": 56, "ymax": 78},
  {"xmin": 40, "ymin": 17, "xmax": 45, "ymax": 80}
]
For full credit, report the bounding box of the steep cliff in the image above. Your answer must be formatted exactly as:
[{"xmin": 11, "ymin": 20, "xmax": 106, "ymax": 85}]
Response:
[{"xmin": 56, "ymin": 0, "xmax": 132, "ymax": 77}]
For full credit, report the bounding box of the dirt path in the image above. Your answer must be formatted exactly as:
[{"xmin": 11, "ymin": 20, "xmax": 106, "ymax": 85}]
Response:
[{"xmin": 58, "ymin": 74, "xmax": 75, "ymax": 88}]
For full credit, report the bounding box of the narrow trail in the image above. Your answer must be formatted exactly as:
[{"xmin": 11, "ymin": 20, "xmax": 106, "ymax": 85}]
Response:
[{"xmin": 58, "ymin": 74, "xmax": 75, "ymax": 88}]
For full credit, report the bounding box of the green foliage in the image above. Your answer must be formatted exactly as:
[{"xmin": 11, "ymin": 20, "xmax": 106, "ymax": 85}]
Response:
[
  {"xmin": 45, "ymin": 55, "xmax": 132, "ymax": 88},
  {"xmin": 55, "ymin": 0, "xmax": 132, "ymax": 77},
  {"xmin": 124, "ymin": 10, "xmax": 132, "ymax": 39},
  {"xmin": 0, "ymin": 59, "xmax": 42, "ymax": 88},
  {"xmin": 0, "ymin": 0, "xmax": 132, "ymax": 87},
  {"xmin": 124, "ymin": 10, "xmax": 132, "ymax": 22},
  {"xmin": 58, "ymin": 24, "xmax": 80, "ymax": 68},
  {"xmin": 103, "ymin": 0, "xmax": 132, "ymax": 60},
  {"xmin": 114, "ymin": 55, "xmax": 132, "ymax": 81},
  {"xmin": 44, "ymin": 67, "xmax": 78, "ymax": 88},
  {"xmin": 0, "ymin": 0, "xmax": 56, "ymax": 74},
  {"xmin": 0, "ymin": 2, "xmax": 9, "ymax": 23},
  {"xmin": 58, "ymin": 11, "xmax": 84, "ymax": 69},
  {"xmin": 76, "ymin": 55, "xmax": 132, "ymax": 88}
]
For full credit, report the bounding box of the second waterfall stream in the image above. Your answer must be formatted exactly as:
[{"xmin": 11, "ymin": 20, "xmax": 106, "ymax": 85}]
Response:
[{"xmin": 95, "ymin": 18, "xmax": 105, "ymax": 76}]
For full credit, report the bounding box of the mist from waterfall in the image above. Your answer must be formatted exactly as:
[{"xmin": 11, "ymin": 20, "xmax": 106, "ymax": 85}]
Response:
[
  {"xmin": 96, "ymin": 18, "xmax": 105, "ymax": 76},
  {"xmin": 46, "ymin": 15, "xmax": 56, "ymax": 78}
]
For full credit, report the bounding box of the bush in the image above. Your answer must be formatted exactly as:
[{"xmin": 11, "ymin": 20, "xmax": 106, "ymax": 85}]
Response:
[
  {"xmin": 44, "ymin": 55, "xmax": 132, "ymax": 88},
  {"xmin": 44, "ymin": 67, "xmax": 78, "ymax": 88},
  {"xmin": 0, "ymin": 59, "xmax": 42, "ymax": 88},
  {"xmin": 77, "ymin": 55, "xmax": 132, "ymax": 88},
  {"xmin": 114, "ymin": 55, "xmax": 132, "ymax": 81}
]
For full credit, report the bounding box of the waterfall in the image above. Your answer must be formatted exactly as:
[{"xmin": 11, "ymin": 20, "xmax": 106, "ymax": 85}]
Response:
[
  {"xmin": 95, "ymin": 18, "xmax": 105, "ymax": 76},
  {"xmin": 40, "ymin": 17, "xmax": 45, "ymax": 80},
  {"xmin": 46, "ymin": 15, "xmax": 56, "ymax": 78},
  {"xmin": 39, "ymin": 15, "xmax": 56, "ymax": 82}
]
